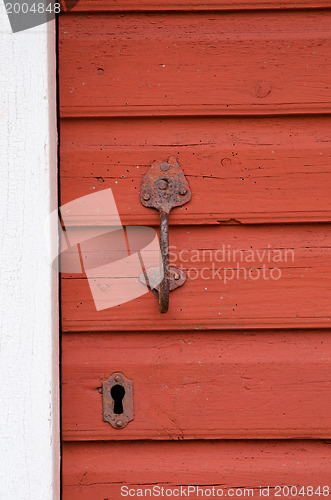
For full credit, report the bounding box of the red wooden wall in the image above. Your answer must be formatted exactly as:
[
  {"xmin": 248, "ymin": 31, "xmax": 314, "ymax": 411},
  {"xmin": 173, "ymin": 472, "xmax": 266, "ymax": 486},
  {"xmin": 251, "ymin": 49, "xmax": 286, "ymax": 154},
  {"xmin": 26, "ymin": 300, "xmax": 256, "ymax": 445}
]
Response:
[{"xmin": 59, "ymin": 2, "xmax": 331, "ymax": 498}]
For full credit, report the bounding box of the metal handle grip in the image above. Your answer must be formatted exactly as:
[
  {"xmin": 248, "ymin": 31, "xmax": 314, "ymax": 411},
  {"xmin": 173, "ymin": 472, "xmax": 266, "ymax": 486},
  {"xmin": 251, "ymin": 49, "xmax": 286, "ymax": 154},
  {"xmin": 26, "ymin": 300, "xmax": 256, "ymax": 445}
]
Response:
[
  {"xmin": 159, "ymin": 211, "xmax": 170, "ymax": 313},
  {"xmin": 140, "ymin": 157, "xmax": 191, "ymax": 313}
]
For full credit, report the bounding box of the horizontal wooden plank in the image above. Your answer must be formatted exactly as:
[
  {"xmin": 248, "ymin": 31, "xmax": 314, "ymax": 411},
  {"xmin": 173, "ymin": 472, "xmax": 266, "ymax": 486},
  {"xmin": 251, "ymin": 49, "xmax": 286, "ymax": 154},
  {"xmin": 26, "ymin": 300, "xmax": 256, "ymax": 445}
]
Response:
[
  {"xmin": 60, "ymin": 117, "xmax": 331, "ymax": 225},
  {"xmin": 63, "ymin": 440, "xmax": 331, "ymax": 499},
  {"xmin": 59, "ymin": 11, "xmax": 331, "ymax": 117},
  {"xmin": 62, "ymin": 331, "xmax": 331, "ymax": 440},
  {"xmin": 61, "ymin": 224, "xmax": 331, "ymax": 331},
  {"xmin": 66, "ymin": 0, "xmax": 331, "ymax": 11}
]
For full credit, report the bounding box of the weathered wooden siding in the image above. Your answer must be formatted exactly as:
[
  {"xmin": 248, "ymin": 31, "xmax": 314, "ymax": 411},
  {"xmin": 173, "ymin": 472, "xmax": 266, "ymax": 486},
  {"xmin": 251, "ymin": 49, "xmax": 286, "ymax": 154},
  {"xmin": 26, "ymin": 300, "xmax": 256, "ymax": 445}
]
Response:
[
  {"xmin": 63, "ymin": 441, "xmax": 331, "ymax": 499},
  {"xmin": 59, "ymin": 3, "xmax": 331, "ymax": 498},
  {"xmin": 59, "ymin": 11, "xmax": 331, "ymax": 117},
  {"xmin": 62, "ymin": 331, "xmax": 331, "ymax": 440},
  {"xmin": 62, "ymin": 224, "xmax": 331, "ymax": 331},
  {"xmin": 61, "ymin": 117, "xmax": 331, "ymax": 225},
  {"xmin": 68, "ymin": 1, "xmax": 331, "ymax": 11}
]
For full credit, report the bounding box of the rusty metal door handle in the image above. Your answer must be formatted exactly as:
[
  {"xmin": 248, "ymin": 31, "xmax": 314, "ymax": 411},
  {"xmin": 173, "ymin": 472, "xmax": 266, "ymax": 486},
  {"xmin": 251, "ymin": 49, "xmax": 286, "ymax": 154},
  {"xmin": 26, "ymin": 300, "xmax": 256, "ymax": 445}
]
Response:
[{"xmin": 140, "ymin": 157, "xmax": 191, "ymax": 313}]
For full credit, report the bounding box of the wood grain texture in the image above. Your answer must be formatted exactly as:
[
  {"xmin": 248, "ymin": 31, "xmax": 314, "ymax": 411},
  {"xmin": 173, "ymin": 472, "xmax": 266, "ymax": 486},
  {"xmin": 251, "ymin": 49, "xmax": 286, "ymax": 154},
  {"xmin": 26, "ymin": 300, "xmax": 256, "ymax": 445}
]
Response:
[
  {"xmin": 61, "ymin": 224, "xmax": 331, "ymax": 331},
  {"xmin": 66, "ymin": 0, "xmax": 331, "ymax": 11},
  {"xmin": 63, "ymin": 440, "xmax": 331, "ymax": 499},
  {"xmin": 62, "ymin": 331, "xmax": 331, "ymax": 440},
  {"xmin": 60, "ymin": 117, "xmax": 331, "ymax": 225},
  {"xmin": 0, "ymin": 10, "xmax": 59, "ymax": 500},
  {"xmin": 59, "ymin": 10, "xmax": 331, "ymax": 117}
]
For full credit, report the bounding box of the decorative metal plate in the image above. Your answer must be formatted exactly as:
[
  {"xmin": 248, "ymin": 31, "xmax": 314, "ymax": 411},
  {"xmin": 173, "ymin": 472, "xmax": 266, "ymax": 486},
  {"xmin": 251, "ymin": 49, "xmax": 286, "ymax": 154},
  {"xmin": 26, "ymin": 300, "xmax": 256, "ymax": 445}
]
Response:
[
  {"xmin": 140, "ymin": 156, "xmax": 191, "ymax": 213},
  {"xmin": 102, "ymin": 372, "xmax": 134, "ymax": 429},
  {"xmin": 139, "ymin": 266, "xmax": 186, "ymax": 292}
]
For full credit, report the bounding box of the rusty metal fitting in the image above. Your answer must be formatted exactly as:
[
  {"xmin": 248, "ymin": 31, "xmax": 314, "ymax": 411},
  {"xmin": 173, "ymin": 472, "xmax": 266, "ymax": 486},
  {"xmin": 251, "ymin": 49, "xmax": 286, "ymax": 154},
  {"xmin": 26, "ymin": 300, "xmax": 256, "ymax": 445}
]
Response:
[{"xmin": 157, "ymin": 179, "xmax": 168, "ymax": 190}]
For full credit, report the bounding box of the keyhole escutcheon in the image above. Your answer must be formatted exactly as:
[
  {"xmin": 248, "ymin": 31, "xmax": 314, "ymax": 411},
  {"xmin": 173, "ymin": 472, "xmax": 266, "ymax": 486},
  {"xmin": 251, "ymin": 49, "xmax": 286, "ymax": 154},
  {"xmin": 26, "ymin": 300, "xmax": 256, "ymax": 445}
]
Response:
[{"xmin": 102, "ymin": 372, "xmax": 134, "ymax": 429}]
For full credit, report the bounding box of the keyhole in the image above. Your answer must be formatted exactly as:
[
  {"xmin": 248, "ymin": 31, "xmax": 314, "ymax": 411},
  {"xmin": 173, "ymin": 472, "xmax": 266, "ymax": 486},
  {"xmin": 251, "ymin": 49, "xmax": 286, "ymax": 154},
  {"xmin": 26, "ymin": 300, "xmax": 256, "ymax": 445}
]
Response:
[{"xmin": 111, "ymin": 384, "xmax": 125, "ymax": 414}]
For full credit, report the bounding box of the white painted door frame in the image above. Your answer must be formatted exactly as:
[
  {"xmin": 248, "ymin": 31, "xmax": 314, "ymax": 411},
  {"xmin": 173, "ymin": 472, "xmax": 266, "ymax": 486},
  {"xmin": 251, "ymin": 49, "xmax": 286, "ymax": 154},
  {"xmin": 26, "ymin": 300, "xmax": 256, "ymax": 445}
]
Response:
[{"xmin": 0, "ymin": 5, "xmax": 59, "ymax": 499}]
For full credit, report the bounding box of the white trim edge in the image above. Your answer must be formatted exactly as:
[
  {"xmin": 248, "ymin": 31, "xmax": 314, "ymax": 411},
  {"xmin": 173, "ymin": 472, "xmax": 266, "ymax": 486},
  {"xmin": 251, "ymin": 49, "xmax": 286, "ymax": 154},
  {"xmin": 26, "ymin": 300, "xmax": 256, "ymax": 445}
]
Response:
[{"xmin": 0, "ymin": 8, "xmax": 59, "ymax": 500}]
